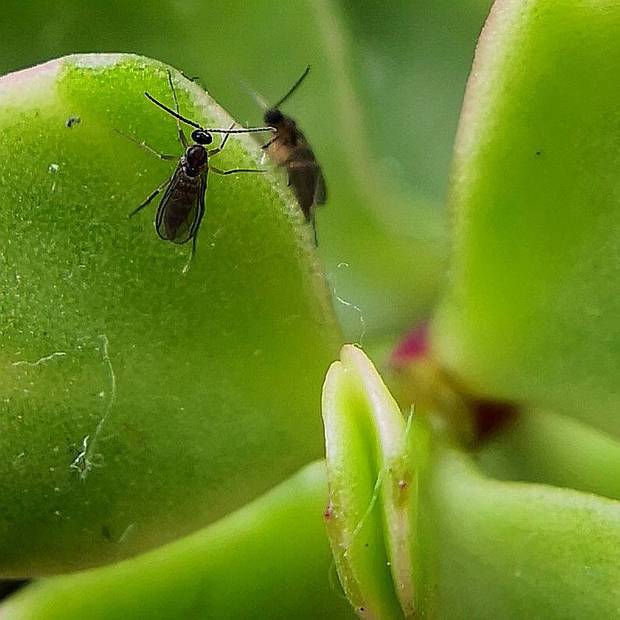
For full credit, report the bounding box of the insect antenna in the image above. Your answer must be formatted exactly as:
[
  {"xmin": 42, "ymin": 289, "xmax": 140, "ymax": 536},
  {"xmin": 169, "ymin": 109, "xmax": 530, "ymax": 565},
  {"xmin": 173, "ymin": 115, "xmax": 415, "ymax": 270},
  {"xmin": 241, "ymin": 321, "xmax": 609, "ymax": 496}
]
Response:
[
  {"xmin": 145, "ymin": 90, "xmax": 273, "ymax": 134},
  {"xmin": 273, "ymin": 65, "xmax": 311, "ymax": 109},
  {"xmin": 145, "ymin": 91, "xmax": 202, "ymax": 129},
  {"xmin": 166, "ymin": 69, "xmax": 189, "ymax": 147}
]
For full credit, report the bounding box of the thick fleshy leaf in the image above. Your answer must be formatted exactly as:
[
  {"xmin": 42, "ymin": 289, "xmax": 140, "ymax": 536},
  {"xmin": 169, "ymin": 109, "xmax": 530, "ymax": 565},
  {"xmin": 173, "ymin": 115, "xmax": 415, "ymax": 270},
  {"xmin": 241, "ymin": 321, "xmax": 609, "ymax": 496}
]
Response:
[
  {"xmin": 423, "ymin": 447, "xmax": 620, "ymax": 619},
  {"xmin": 432, "ymin": 0, "xmax": 620, "ymax": 434},
  {"xmin": 0, "ymin": 462, "xmax": 355, "ymax": 620},
  {"xmin": 0, "ymin": 54, "xmax": 341, "ymax": 575},
  {"xmin": 323, "ymin": 345, "xmax": 415, "ymax": 619},
  {"xmin": 322, "ymin": 347, "xmax": 620, "ymax": 619},
  {"xmin": 477, "ymin": 408, "xmax": 620, "ymax": 501}
]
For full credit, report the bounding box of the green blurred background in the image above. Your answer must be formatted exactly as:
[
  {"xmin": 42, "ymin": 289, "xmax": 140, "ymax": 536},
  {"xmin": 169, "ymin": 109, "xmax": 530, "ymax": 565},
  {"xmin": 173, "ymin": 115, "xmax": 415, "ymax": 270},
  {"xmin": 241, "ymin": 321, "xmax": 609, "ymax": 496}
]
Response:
[{"xmin": 0, "ymin": 0, "xmax": 492, "ymax": 350}]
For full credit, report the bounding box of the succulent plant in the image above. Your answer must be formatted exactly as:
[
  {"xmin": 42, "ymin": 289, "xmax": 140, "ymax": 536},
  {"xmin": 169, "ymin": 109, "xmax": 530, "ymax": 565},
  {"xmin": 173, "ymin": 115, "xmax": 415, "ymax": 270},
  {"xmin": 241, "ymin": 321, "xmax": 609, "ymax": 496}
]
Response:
[{"xmin": 0, "ymin": 0, "xmax": 618, "ymax": 618}]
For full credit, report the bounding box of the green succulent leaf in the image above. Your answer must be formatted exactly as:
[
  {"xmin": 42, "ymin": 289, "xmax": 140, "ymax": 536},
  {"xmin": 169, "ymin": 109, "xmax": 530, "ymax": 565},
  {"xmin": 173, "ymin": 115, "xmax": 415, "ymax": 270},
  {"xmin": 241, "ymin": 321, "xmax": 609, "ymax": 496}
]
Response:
[
  {"xmin": 477, "ymin": 408, "xmax": 620, "ymax": 502},
  {"xmin": 321, "ymin": 347, "xmax": 620, "ymax": 619},
  {"xmin": 424, "ymin": 447, "xmax": 620, "ymax": 619},
  {"xmin": 0, "ymin": 54, "xmax": 341, "ymax": 575},
  {"xmin": 0, "ymin": 462, "xmax": 355, "ymax": 620},
  {"xmin": 322, "ymin": 345, "xmax": 416, "ymax": 619},
  {"xmin": 432, "ymin": 0, "xmax": 620, "ymax": 434}
]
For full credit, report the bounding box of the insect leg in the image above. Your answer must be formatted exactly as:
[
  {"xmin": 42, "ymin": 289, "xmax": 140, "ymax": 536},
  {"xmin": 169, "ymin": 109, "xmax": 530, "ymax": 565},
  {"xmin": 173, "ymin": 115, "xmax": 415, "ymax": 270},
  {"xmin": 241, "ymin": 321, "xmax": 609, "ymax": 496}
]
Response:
[
  {"xmin": 167, "ymin": 70, "xmax": 189, "ymax": 148},
  {"xmin": 210, "ymin": 166, "xmax": 266, "ymax": 176},
  {"xmin": 311, "ymin": 215, "xmax": 319, "ymax": 246},
  {"xmin": 128, "ymin": 179, "xmax": 170, "ymax": 218},
  {"xmin": 208, "ymin": 123, "xmax": 236, "ymax": 156},
  {"xmin": 181, "ymin": 235, "xmax": 199, "ymax": 275},
  {"xmin": 182, "ymin": 173, "xmax": 207, "ymax": 274},
  {"xmin": 114, "ymin": 129, "xmax": 178, "ymax": 161},
  {"xmin": 261, "ymin": 136, "xmax": 277, "ymax": 150}
]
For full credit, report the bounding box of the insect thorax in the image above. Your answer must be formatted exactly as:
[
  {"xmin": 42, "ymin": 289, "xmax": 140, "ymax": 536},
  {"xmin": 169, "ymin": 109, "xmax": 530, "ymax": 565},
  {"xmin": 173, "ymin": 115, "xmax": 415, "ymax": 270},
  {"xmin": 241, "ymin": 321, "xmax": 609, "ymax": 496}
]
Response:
[{"xmin": 183, "ymin": 145, "xmax": 209, "ymax": 177}]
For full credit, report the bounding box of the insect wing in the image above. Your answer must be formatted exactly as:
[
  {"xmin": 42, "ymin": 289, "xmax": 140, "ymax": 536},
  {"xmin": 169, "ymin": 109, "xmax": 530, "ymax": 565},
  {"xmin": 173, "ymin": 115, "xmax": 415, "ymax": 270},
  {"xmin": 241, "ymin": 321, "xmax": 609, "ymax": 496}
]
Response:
[
  {"xmin": 156, "ymin": 167, "xmax": 206, "ymax": 244},
  {"xmin": 292, "ymin": 138, "xmax": 326, "ymax": 206},
  {"xmin": 314, "ymin": 169, "xmax": 327, "ymax": 205},
  {"xmin": 288, "ymin": 163, "xmax": 320, "ymax": 220}
]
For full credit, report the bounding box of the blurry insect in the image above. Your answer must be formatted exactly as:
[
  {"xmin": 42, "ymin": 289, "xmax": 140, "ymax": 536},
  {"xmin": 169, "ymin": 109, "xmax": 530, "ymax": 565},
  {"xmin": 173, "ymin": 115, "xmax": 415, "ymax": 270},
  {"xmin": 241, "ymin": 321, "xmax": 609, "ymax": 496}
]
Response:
[
  {"xmin": 65, "ymin": 116, "xmax": 81, "ymax": 128},
  {"xmin": 121, "ymin": 71, "xmax": 271, "ymax": 273},
  {"xmin": 253, "ymin": 66, "xmax": 326, "ymax": 244}
]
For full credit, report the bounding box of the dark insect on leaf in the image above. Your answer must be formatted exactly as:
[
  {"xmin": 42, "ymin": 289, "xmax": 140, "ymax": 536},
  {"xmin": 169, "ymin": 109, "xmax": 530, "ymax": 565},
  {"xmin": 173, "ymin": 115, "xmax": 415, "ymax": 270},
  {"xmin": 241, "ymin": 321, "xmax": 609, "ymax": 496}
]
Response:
[
  {"xmin": 257, "ymin": 66, "xmax": 327, "ymax": 244},
  {"xmin": 119, "ymin": 69, "xmax": 270, "ymax": 272}
]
